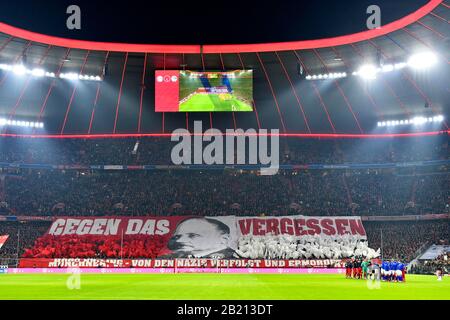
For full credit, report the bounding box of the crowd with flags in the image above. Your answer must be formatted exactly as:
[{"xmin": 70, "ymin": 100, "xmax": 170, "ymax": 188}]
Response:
[{"xmin": 237, "ymin": 234, "xmax": 380, "ymax": 260}]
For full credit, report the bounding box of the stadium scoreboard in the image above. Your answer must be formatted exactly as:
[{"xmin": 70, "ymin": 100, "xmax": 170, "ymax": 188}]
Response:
[{"xmin": 155, "ymin": 70, "xmax": 253, "ymax": 112}]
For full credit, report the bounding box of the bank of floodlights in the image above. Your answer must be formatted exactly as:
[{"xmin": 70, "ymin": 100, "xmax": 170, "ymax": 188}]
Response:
[
  {"xmin": 306, "ymin": 51, "xmax": 438, "ymax": 81},
  {"xmin": 377, "ymin": 115, "xmax": 444, "ymax": 127},
  {"xmin": 0, "ymin": 63, "xmax": 102, "ymax": 81},
  {"xmin": 0, "ymin": 118, "xmax": 44, "ymax": 128}
]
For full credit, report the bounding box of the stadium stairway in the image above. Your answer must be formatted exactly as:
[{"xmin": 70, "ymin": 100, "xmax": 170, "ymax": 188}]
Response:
[
  {"xmin": 418, "ymin": 244, "xmax": 450, "ymax": 260},
  {"xmin": 407, "ymin": 242, "xmax": 442, "ymax": 269}
]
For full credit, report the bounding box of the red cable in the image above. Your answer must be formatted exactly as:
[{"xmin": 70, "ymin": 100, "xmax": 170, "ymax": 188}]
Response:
[
  {"xmin": 256, "ymin": 52, "xmax": 287, "ymax": 133},
  {"xmin": 163, "ymin": 53, "xmax": 166, "ymax": 133},
  {"xmin": 112, "ymin": 52, "xmax": 129, "ymax": 134},
  {"xmin": 293, "ymin": 50, "xmax": 336, "ymax": 133},
  {"xmin": 331, "ymin": 46, "xmax": 384, "ymax": 121},
  {"xmin": 7, "ymin": 45, "xmax": 52, "ymax": 122},
  {"xmin": 0, "ymin": 36, "xmax": 13, "ymax": 52},
  {"xmin": 0, "ymin": 130, "xmax": 446, "ymax": 139},
  {"xmin": 60, "ymin": 50, "xmax": 90, "ymax": 134},
  {"xmin": 0, "ymin": 41, "xmax": 32, "ymax": 87},
  {"xmin": 429, "ymin": 12, "xmax": 449, "ymax": 23},
  {"xmin": 350, "ymin": 43, "xmax": 412, "ymax": 119},
  {"xmin": 274, "ymin": 51, "xmax": 311, "ymax": 133},
  {"xmin": 313, "ymin": 49, "xmax": 363, "ymax": 133},
  {"xmin": 369, "ymin": 39, "xmax": 447, "ymax": 128},
  {"xmin": 138, "ymin": 53, "xmax": 148, "ymax": 133},
  {"xmin": 219, "ymin": 52, "xmax": 237, "ymax": 130},
  {"xmin": 87, "ymin": 51, "xmax": 109, "ymax": 134},
  {"xmin": 402, "ymin": 27, "xmax": 449, "ymax": 64},
  {"xmin": 200, "ymin": 52, "xmax": 213, "ymax": 129},
  {"xmin": 238, "ymin": 53, "xmax": 261, "ymax": 129},
  {"xmin": 88, "ymin": 83, "xmax": 101, "ymax": 134},
  {"xmin": 416, "ymin": 20, "xmax": 445, "ymax": 38},
  {"xmin": 34, "ymin": 48, "xmax": 71, "ymax": 132}
]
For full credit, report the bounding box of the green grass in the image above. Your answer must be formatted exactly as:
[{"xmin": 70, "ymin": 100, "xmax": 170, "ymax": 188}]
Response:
[
  {"xmin": 0, "ymin": 274, "xmax": 448, "ymax": 300},
  {"xmin": 179, "ymin": 94, "xmax": 253, "ymax": 112}
]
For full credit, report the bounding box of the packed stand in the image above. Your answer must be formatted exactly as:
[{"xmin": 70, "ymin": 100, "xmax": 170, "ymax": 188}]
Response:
[
  {"xmin": 0, "ymin": 135, "xmax": 447, "ymax": 166},
  {"xmin": 364, "ymin": 220, "xmax": 449, "ymax": 262},
  {"xmin": 1, "ymin": 168, "xmax": 448, "ymax": 217}
]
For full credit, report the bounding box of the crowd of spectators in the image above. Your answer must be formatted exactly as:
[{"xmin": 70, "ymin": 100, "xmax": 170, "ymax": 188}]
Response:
[
  {"xmin": 0, "ymin": 221, "xmax": 51, "ymax": 265},
  {"xmin": 1, "ymin": 168, "xmax": 447, "ymax": 217},
  {"xmin": 0, "ymin": 136, "xmax": 447, "ymax": 266},
  {"xmin": 0, "ymin": 135, "xmax": 447, "ymax": 166},
  {"xmin": 364, "ymin": 221, "xmax": 449, "ymax": 262},
  {"xmin": 22, "ymin": 234, "xmax": 170, "ymax": 259},
  {"xmin": 410, "ymin": 252, "xmax": 449, "ymax": 274}
]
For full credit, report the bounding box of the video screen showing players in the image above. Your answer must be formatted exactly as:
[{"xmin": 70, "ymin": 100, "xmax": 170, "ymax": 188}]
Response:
[{"xmin": 155, "ymin": 70, "xmax": 253, "ymax": 112}]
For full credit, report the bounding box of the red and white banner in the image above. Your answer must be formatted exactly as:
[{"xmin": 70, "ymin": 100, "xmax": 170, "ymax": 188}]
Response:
[
  {"xmin": 47, "ymin": 216, "xmax": 366, "ymax": 238},
  {"xmin": 237, "ymin": 216, "xmax": 366, "ymax": 237},
  {"xmin": 31, "ymin": 216, "xmax": 367, "ymax": 260},
  {"xmin": 19, "ymin": 258, "xmax": 346, "ymax": 268},
  {"xmin": 0, "ymin": 235, "xmax": 9, "ymax": 250}
]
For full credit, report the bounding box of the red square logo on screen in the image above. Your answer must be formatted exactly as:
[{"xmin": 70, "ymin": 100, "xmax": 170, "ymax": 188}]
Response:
[{"xmin": 155, "ymin": 70, "xmax": 180, "ymax": 112}]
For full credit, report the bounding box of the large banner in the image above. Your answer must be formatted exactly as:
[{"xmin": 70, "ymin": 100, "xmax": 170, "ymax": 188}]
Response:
[
  {"xmin": 19, "ymin": 258, "xmax": 346, "ymax": 268},
  {"xmin": 42, "ymin": 216, "xmax": 366, "ymax": 259},
  {"xmin": 236, "ymin": 216, "xmax": 366, "ymax": 238},
  {"xmin": 45, "ymin": 216, "xmax": 239, "ymax": 259}
]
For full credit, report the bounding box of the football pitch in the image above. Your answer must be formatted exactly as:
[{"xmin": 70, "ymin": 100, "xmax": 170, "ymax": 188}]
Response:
[
  {"xmin": 0, "ymin": 274, "xmax": 448, "ymax": 300},
  {"xmin": 179, "ymin": 94, "xmax": 253, "ymax": 112}
]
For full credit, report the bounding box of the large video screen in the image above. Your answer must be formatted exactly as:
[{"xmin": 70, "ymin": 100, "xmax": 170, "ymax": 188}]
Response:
[{"xmin": 155, "ymin": 70, "xmax": 253, "ymax": 112}]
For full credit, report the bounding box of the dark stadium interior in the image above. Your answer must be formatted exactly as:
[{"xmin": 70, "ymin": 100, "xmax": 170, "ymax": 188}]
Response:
[
  {"xmin": 0, "ymin": 0, "xmax": 449, "ymax": 134},
  {"xmin": 0, "ymin": 0, "xmax": 448, "ymax": 285},
  {"xmin": 0, "ymin": 37, "xmax": 448, "ymax": 134},
  {"xmin": 0, "ymin": 0, "xmax": 431, "ymax": 44}
]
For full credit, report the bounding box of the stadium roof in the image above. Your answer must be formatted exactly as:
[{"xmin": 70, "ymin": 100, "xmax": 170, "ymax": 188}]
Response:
[{"xmin": 0, "ymin": 0, "xmax": 448, "ymax": 137}]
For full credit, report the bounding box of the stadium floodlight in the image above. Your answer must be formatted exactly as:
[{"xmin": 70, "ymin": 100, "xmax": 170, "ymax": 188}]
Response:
[
  {"xmin": 356, "ymin": 64, "xmax": 378, "ymax": 80},
  {"xmin": 434, "ymin": 115, "xmax": 444, "ymax": 122},
  {"xmin": 411, "ymin": 116, "xmax": 427, "ymax": 125},
  {"xmin": 59, "ymin": 72, "xmax": 101, "ymax": 81},
  {"xmin": 12, "ymin": 64, "xmax": 27, "ymax": 75},
  {"xmin": 352, "ymin": 52, "xmax": 438, "ymax": 79},
  {"xmin": 305, "ymin": 71, "xmax": 347, "ymax": 81},
  {"xmin": 31, "ymin": 68, "xmax": 45, "ymax": 77},
  {"xmin": 407, "ymin": 52, "xmax": 438, "ymax": 70},
  {"xmin": 0, "ymin": 64, "xmax": 12, "ymax": 71},
  {"xmin": 381, "ymin": 64, "xmax": 394, "ymax": 72},
  {"xmin": 379, "ymin": 115, "xmax": 444, "ymax": 127},
  {"xmin": 394, "ymin": 62, "xmax": 407, "ymax": 70},
  {"xmin": 60, "ymin": 72, "xmax": 79, "ymax": 80},
  {"xmin": 0, "ymin": 117, "xmax": 44, "ymax": 129},
  {"xmin": 0, "ymin": 62, "xmax": 102, "ymax": 81}
]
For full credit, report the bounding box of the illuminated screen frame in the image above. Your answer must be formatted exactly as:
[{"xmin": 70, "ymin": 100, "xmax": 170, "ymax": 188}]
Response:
[{"xmin": 155, "ymin": 70, "xmax": 253, "ymax": 112}]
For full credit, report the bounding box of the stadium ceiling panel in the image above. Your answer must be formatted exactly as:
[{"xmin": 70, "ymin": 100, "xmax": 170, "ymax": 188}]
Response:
[
  {"xmin": 0, "ymin": 0, "xmax": 444, "ymax": 53},
  {"xmin": 0, "ymin": 0, "xmax": 448, "ymax": 137}
]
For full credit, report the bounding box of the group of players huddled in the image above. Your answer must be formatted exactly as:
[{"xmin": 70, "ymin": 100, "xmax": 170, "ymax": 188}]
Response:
[
  {"xmin": 345, "ymin": 257, "xmax": 406, "ymax": 282},
  {"xmin": 345, "ymin": 257, "xmax": 374, "ymax": 280},
  {"xmin": 381, "ymin": 260, "xmax": 407, "ymax": 282}
]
